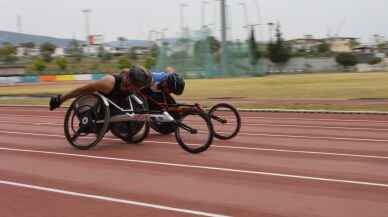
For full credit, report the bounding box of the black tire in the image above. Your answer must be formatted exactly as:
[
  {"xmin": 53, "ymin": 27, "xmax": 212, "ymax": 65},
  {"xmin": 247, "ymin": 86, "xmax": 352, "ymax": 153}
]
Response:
[
  {"xmin": 208, "ymin": 103, "xmax": 241, "ymax": 140},
  {"xmin": 64, "ymin": 94, "xmax": 110, "ymax": 150},
  {"xmin": 110, "ymin": 94, "xmax": 150, "ymax": 144},
  {"xmin": 149, "ymin": 94, "xmax": 179, "ymax": 135},
  {"xmin": 175, "ymin": 112, "xmax": 214, "ymax": 154}
]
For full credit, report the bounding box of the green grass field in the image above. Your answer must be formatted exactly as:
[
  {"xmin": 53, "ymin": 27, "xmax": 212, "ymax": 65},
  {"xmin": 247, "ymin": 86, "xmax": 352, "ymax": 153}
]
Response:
[{"xmin": 2, "ymin": 72, "xmax": 388, "ymax": 111}]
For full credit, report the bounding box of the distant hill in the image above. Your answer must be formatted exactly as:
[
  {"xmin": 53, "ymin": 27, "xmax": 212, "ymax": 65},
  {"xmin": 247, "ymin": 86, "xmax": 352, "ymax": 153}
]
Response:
[{"xmin": 0, "ymin": 30, "xmax": 81, "ymax": 48}]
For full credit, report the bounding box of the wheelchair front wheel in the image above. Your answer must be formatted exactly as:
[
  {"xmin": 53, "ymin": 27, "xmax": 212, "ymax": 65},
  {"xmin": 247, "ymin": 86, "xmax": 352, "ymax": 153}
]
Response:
[
  {"xmin": 175, "ymin": 112, "xmax": 214, "ymax": 154},
  {"xmin": 208, "ymin": 103, "xmax": 241, "ymax": 140}
]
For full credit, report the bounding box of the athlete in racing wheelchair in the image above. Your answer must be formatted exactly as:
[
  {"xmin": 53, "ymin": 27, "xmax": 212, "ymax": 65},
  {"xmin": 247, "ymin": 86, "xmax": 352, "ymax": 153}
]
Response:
[
  {"xmin": 143, "ymin": 68, "xmax": 186, "ymax": 135},
  {"xmin": 49, "ymin": 65, "xmax": 239, "ymax": 153}
]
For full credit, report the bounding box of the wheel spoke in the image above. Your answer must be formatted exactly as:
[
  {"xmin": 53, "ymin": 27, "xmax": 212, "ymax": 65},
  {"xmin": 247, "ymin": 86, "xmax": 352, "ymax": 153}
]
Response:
[{"xmin": 211, "ymin": 114, "xmax": 227, "ymax": 124}]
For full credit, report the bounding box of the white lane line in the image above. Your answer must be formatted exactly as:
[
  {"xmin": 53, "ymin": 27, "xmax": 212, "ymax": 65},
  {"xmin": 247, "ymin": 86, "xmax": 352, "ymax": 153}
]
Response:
[
  {"xmin": 237, "ymin": 132, "xmax": 388, "ymax": 143},
  {"xmin": 0, "ymin": 180, "xmax": 228, "ymax": 217},
  {"xmin": 1, "ymin": 147, "xmax": 388, "ymax": 189},
  {"xmin": 156, "ymin": 121, "xmax": 388, "ymax": 132},
  {"xmin": 0, "ymin": 120, "xmax": 62, "ymax": 126},
  {"xmin": 1, "ymin": 129, "xmax": 388, "ymax": 160},
  {"xmin": 3, "ymin": 114, "xmax": 59, "ymax": 119},
  {"xmin": 0, "ymin": 108, "xmax": 64, "ymax": 113},
  {"xmin": 242, "ymin": 116, "xmax": 388, "ymax": 124},
  {"xmin": 211, "ymin": 145, "xmax": 388, "ymax": 160},
  {"xmin": 239, "ymin": 123, "xmax": 388, "ymax": 132}
]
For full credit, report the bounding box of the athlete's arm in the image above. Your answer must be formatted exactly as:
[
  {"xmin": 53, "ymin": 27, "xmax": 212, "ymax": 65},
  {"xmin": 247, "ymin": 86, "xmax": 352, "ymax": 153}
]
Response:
[{"xmin": 60, "ymin": 75, "xmax": 115, "ymax": 103}]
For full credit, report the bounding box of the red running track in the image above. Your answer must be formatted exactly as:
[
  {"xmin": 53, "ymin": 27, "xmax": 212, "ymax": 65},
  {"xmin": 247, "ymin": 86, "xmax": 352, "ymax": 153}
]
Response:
[{"xmin": 0, "ymin": 106, "xmax": 387, "ymax": 217}]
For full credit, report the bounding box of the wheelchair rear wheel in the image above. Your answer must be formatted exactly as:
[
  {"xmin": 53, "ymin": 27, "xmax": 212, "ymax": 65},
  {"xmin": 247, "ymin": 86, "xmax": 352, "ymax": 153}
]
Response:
[
  {"xmin": 64, "ymin": 94, "xmax": 110, "ymax": 150},
  {"xmin": 110, "ymin": 94, "xmax": 150, "ymax": 144}
]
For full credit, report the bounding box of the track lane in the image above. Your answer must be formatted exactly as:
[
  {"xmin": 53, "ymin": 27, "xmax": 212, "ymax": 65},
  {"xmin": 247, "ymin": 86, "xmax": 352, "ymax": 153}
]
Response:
[
  {"xmin": 1, "ymin": 107, "xmax": 388, "ymax": 216},
  {"xmin": 1, "ymin": 147, "xmax": 388, "ymax": 217},
  {"xmin": 1, "ymin": 182, "xmax": 207, "ymax": 217},
  {"xmin": 0, "ymin": 128, "xmax": 387, "ymax": 187}
]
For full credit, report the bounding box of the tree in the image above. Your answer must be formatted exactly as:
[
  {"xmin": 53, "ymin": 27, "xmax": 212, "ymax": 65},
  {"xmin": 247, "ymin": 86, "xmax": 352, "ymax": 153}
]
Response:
[
  {"xmin": 317, "ymin": 42, "xmax": 330, "ymax": 53},
  {"xmin": 350, "ymin": 40, "xmax": 360, "ymax": 49},
  {"xmin": 150, "ymin": 43, "xmax": 160, "ymax": 58},
  {"xmin": 207, "ymin": 36, "xmax": 221, "ymax": 54},
  {"xmin": 144, "ymin": 57, "xmax": 156, "ymax": 70},
  {"xmin": 97, "ymin": 45, "xmax": 105, "ymax": 59},
  {"xmin": 55, "ymin": 57, "xmax": 68, "ymax": 70},
  {"xmin": 368, "ymin": 57, "xmax": 382, "ymax": 65},
  {"xmin": 170, "ymin": 51, "xmax": 189, "ymax": 61},
  {"xmin": 335, "ymin": 52, "xmax": 358, "ymax": 69},
  {"xmin": 248, "ymin": 28, "xmax": 261, "ymax": 66},
  {"xmin": 40, "ymin": 42, "xmax": 56, "ymax": 62},
  {"xmin": 377, "ymin": 42, "xmax": 388, "ymax": 50},
  {"xmin": 117, "ymin": 56, "xmax": 131, "ymax": 69},
  {"xmin": 267, "ymin": 24, "xmax": 291, "ymax": 71},
  {"xmin": 97, "ymin": 46, "xmax": 113, "ymax": 62},
  {"xmin": 129, "ymin": 47, "xmax": 138, "ymax": 60},
  {"xmin": 67, "ymin": 39, "xmax": 83, "ymax": 62},
  {"xmin": 0, "ymin": 43, "xmax": 17, "ymax": 64},
  {"xmin": 33, "ymin": 59, "xmax": 46, "ymax": 72},
  {"xmin": 193, "ymin": 36, "xmax": 221, "ymax": 65},
  {"xmin": 20, "ymin": 42, "xmax": 35, "ymax": 48}
]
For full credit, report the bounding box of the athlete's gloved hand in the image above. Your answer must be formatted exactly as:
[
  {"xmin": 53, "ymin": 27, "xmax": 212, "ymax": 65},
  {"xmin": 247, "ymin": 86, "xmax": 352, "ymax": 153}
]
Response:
[{"xmin": 49, "ymin": 94, "xmax": 62, "ymax": 111}]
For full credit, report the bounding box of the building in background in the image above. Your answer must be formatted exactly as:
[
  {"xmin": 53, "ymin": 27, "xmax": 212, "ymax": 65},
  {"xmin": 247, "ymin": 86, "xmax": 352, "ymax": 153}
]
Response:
[
  {"xmin": 323, "ymin": 37, "xmax": 359, "ymax": 53},
  {"xmin": 105, "ymin": 39, "xmax": 155, "ymax": 55},
  {"xmin": 288, "ymin": 35, "xmax": 322, "ymax": 53}
]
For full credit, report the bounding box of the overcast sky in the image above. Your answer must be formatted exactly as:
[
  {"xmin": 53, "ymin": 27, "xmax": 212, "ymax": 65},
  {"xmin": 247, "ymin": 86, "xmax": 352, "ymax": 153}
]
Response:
[{"xmin": 0, "ymin": 0, "xmax": 386, "ymax": 43}]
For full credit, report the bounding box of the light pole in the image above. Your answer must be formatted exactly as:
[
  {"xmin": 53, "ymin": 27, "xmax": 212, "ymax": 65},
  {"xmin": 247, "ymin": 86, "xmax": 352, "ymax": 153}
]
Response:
[
  {"xmin": 220, "ymin": 0, "xmax": 227, "ymax": 75},
  {"xmin": 239, "ymin": 2, "xmax": 249, "ymax": 28},
  {"xmin": 82, "ymin": 9, "xmax": 91, "ymax": 53},
  {"xmin": 226, "ymin": 4, "xmax": 233, "ymax": 41},
  {"xmin": 267, "ymin": 22, "xmax": 275, "ymax": 42},
  {"xmin": 180, "ymin": 3, "xmax": 188, "ymax": 37},
  {"xmin": 252, "ymin": 0, "xmax": 264, "ymax": 41},
  {"xmin": 201, "ymin": 1, "xmax": 209, "ymax": 29},
  {"xmin": 212, "ymin": 0, "xmax": 219, "ymax": 34}
]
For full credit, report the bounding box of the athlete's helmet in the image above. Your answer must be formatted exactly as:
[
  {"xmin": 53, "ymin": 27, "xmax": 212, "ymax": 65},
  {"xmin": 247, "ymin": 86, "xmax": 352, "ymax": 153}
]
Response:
[{"xmin": 126, "ymin": 65, "xmax": 152, "ymax": 90}]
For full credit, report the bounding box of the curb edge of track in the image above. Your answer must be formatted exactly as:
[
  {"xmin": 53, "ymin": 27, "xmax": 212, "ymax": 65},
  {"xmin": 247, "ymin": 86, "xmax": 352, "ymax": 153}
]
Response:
[{"xmin": 2, "ymin": 104, "xmax": 388, "ymax": 115}]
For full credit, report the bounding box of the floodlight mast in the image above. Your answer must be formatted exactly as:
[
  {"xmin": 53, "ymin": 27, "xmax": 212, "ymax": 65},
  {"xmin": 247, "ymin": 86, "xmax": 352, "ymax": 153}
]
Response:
[
  {"xmin": 220, "ymin": 0, "xmax": 227, "ymax": 75},
  {"xmin": 82, "ymin": 9, "xmax": 91, "ymax": 53}
]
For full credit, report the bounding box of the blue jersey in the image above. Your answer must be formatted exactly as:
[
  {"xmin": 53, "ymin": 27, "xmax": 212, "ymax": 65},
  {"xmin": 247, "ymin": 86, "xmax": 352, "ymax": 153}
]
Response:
[
  {"xmin": 146, "ymin": 72, "xmax": 168, "ymax": 99},
  {"xmin": 151, "ymin": 72, "xmax": 168, "ymax": 86}
]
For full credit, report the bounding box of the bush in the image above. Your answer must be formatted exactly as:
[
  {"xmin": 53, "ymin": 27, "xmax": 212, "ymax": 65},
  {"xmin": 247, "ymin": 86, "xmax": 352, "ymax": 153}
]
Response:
[
  {"xmin": 33, "ymin": 59, "xmax": 46, "ymax": 71},
  {"xmin": 368, "ymin": 57, "xmax": 382, "ymax": 65},
  {"xmin": 144, "ymin": 57, "xmax": 156, "ymax": 70},
  {"xmin": 117, "ymin": 56, "xmax": 132, "ymax": 69},
  {"xmin": 55, "ymin": 57, "xmax": 68, "ymax": 70},
  {"xmin": 335, "ymin": 53, "xmax": 358, "ymax": 68},
  {"xmin": 40, "ymin": 42, "xmax": 56, "ymax": 62}
]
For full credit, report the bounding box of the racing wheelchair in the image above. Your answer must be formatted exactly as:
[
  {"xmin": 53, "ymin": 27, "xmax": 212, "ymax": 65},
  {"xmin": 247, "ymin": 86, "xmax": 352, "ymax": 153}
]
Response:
[
  {"xmin": 64, "ymin": 92, "xmax": 215, "ymax": 154},
  {"xmin": 140, "ymin": 88, "xmax": 241, "ymax": 141}
]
